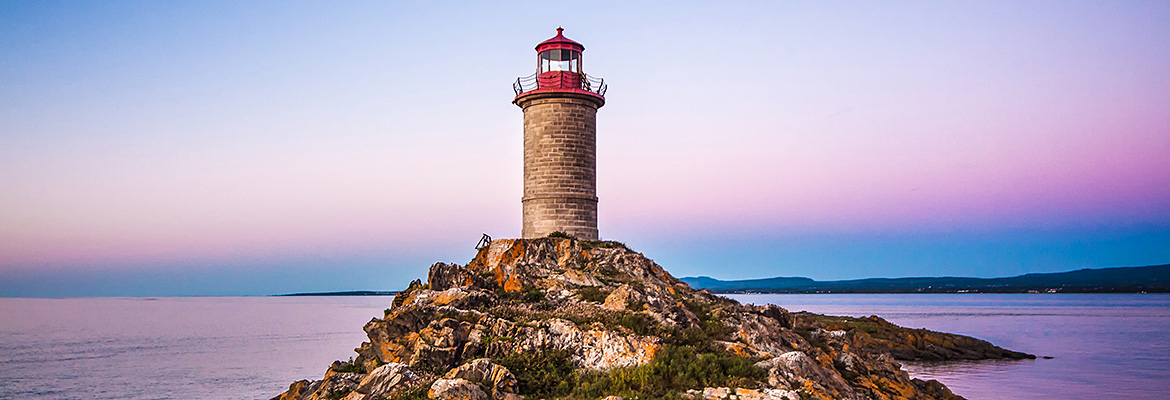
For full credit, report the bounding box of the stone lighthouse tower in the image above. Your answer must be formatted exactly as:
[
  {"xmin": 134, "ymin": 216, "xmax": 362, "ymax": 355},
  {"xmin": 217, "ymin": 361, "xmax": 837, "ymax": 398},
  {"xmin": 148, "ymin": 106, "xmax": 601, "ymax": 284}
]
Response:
[{"xmin": 513, "ymin": 28, "xmax": 607, "ymax": 240}]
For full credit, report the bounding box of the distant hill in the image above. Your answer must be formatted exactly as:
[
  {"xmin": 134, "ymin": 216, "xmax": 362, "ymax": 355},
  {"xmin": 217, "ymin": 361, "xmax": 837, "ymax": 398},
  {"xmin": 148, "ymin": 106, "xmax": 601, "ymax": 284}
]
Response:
[{"xmin": 681, "ymin": 264, "xmax": 1170, "ymax": 293}]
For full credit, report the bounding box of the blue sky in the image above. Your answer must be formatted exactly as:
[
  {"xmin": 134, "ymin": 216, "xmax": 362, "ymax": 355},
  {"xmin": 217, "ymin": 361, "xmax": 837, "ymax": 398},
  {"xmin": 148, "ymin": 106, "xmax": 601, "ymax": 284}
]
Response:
[{"xmin": 2, "ymin": 1, "xmax": 1168, "ymax": 296}]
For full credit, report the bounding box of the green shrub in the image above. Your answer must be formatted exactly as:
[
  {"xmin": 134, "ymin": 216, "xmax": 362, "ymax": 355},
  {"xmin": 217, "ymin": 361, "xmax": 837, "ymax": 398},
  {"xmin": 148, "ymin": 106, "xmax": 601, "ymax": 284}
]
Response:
[
  {"xmin": 331, "ymin": 357, "xmax": 365, "ymax": 374},
  {"xmin": 493, "ymin": 348, "xmax": 579, "ymax": 397},
  {"xmin": 389, "ymin": 381, "xmax": 434, "ymax": 400},
  {"xmin": 580, "ymin": 240, "xmax": 628, "ymax": 250},
  {"xmin": 578, "ymin": 286, "xmax": 610, "ymax": 303},
  {"xmin": 614, "ymin": 312, "xmax": 654, "ymax": 336},
  {"xmin": 481, "ymin": 335, "xmax": 515, "ymax": 345},
  {"xmin": 521, "ymin": 285, "xmax": 545, "ymax": 303},
  {"xmin": 497, "ymin": 284, "xmax": 546, "ymax": 304},
  {"xmin": 547, "ymin": 231, "xmax": 575, "ymax": 239},
  {"xmin": 439, "ymin": 309, "xmax": 483, "ymax": 325},
  {"xmin": 679, "ymin": 299, "xmax": 732, "ymax": 342},
  {"xmin": 493, "ymin": 345, "xmax": 765, "ymax": 399}
]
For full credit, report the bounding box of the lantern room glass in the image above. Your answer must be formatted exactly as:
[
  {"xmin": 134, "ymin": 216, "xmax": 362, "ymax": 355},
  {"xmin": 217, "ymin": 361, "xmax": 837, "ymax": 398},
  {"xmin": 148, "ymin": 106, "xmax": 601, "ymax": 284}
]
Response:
[{"xmin": 540, "ymin": 49, "xmax": 580, "ymax": 73}]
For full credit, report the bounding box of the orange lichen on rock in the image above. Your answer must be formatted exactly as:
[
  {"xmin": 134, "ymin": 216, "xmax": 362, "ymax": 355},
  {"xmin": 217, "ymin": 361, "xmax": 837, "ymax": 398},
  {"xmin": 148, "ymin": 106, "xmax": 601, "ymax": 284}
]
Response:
[
  {"xmin": 467, "ymin": 239, "xmax": 529, "ymax": 292},
  {"xmin": 726, "ymin": 343, "xmax": 752, "ymax": 358}
]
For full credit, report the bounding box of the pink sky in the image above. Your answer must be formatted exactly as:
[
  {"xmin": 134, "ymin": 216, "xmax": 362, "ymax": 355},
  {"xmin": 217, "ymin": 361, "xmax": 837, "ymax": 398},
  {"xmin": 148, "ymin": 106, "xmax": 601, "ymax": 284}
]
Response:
[{"xmin": 1, "ymin": 1, "xmax": 1168, "ymax": 295}]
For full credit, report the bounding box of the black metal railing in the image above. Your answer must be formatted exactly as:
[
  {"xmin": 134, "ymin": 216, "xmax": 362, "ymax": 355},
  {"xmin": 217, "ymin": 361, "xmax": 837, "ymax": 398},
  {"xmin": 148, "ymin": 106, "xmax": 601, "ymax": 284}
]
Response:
[
  {"xmin": 581, "ymin": 73, "xmax": 607, "ymax": 96},
  {"xmin": 513, "ymin": 73, "xmax": 538, "ymax": 95},
  {"xmin": 513, "ymin": 72, "xmax": 607, "ymax": 97}
]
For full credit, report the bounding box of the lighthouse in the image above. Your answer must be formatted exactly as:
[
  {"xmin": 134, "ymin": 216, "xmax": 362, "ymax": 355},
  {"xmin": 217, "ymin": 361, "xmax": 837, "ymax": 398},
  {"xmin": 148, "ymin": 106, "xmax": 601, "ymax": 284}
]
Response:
[{"xmin": 513, "ymin": 28, "xmax": 607, "ymax": 240}]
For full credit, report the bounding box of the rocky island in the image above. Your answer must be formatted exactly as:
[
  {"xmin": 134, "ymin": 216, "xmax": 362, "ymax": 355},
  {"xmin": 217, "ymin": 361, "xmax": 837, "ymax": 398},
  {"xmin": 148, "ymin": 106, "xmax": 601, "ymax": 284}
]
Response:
[{"xmin": 272, "ymin": 237, "xmax": 1032, "ymax": 400}]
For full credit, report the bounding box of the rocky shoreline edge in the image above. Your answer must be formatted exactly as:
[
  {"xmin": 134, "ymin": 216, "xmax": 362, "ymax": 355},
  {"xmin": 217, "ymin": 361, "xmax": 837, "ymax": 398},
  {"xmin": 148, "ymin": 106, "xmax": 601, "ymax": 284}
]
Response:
[{"xmin": 272, "ymin": 237, "xmax": 1033, "ymax": 400}]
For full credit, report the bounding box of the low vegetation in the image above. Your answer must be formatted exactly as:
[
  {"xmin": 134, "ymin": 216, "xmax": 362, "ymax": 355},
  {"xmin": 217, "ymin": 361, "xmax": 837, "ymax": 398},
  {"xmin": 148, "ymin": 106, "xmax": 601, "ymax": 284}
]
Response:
[
  {"xmin": 331, "ymin": 357, "xmax": 366, "ymax": 374},
  {"xmin": 547, "ymin": 231, "xmax": 575, "ymax": 239},
  {"xmin": 389, "ymin": 380, "xmax": 433, "ymax": 400},
  {"xmin": 577, "ymin": 286, "xmax": 610, "ymax": 303},
  {"xmin": 493, "ymin": 345, "xmax": 765, "ymax": 400},
  {"xmin": 494, "ymin": 284, "xmax": 546, "ymax": 304}
]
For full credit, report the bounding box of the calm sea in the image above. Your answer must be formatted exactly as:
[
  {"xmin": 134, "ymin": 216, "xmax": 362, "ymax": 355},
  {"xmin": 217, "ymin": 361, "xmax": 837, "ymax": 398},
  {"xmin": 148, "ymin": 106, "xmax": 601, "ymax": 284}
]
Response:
[
  {"xmin": 730, "ymin": 294, "xmax": 1170, "ymax": 400},
  {"xmin": 1, "ymin": 294, "xmax": 1168, "ymax": 399}
]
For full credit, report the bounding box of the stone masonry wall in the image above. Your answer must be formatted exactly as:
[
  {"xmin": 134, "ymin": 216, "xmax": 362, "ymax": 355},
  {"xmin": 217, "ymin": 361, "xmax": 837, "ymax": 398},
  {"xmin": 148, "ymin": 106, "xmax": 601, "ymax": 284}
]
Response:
[{"xmin": 517, "ymin": 93, "xmax": 602, "ymax": 240}]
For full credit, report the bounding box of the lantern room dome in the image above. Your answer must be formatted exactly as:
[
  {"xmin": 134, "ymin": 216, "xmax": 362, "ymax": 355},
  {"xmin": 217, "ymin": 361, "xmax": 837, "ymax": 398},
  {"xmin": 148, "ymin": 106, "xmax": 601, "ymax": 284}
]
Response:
[
  {"xmin": 536, "ymin": 27, "xmax": 584, "ymax": 52},
  {"xmin": 513, "ymin": 28, "xmax": 606, "ymax": 103}
]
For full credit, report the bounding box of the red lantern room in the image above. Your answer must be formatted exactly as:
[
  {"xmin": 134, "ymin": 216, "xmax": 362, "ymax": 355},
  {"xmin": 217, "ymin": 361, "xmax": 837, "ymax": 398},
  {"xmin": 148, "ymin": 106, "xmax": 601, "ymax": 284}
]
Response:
[{"xmin": 513, "ymin": 28, "xmax": 607, "ymax": 102}]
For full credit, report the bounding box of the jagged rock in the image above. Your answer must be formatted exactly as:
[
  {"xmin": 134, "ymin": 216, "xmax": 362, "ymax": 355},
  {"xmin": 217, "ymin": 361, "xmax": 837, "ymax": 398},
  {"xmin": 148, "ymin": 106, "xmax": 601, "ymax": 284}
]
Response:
[
  {"xmin": 735, "ymin": 388, "xmax": 801, "ymax": 400},
  {"xmin": 270, "ymin": 380, "xmax": 313, "ymax": 400},
  {"xmin": 726, "ymin": 311, "xmax": 808, "ymax": 358},
  {"xmin": 701, "ymin": 387, "xmax": 730, "ymax": 399},
  {"xmin": 288, "ymin": 372, "xmax": 362, "ymax": 400},
  {"xmin": 912, "ymin": 378, "xmax": 965, "ymax": 400},
  {"xmin": 442, "ymin": 358, "xmax": 518, "ymax": 400},
  {"xmin": 430, "ymin": 263, "xmax": 493, "ymax": 292},
  {"xmin": 429, "ymin": 378, "xmax": 488, "ymax": 400},
  {"xmin": 346, "ymin": 363, "xmax": 417, "ymax": 399},
  {"xmin": 392, "ymin": 279, "xmax": 426, "ymax": 309},
  {"xmin": 515, "ymin": 318, "xmax": 661, "ymax": 370},
  {"xmin": 756, "ymin": 352, "xmax": 854, "ymax": 399},
  {"xmin": 690, "ymin": 387, "xmax": 800, "ymax": 400},
  {"xmin": 794, "ymin": 313, "xmax": 1035, "ymax": 361},
  {"xmin": 553, "ymin": 269, "xmax": 603, "ymax": 287},
  {"xmin": 750, "ymin": 304, "xmax": 794, "ymax": 329},
  {"xmin": 603, "ymin": 284, "xmax": 643, "ymax": 311}
]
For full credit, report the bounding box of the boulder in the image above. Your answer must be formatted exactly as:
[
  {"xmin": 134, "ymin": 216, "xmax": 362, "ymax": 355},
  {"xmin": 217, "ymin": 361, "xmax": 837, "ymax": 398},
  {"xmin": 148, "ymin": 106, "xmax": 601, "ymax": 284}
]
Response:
[
  {"xmin": 302, "ymin": 372, "xmax": 362, "ymax": 400},
  {"xmin": 554, "ymin": 269, "xmax": 603, "ymax": 287},
  {"xmin": 688, "ymin": 387, "xmax": 799, "ymax": 400},
  {"xmin": 516, "ymin": 318, "xmax": 661, "ymax": 370},
  {"xmin": 351, "ymin": 363, "xmax": 417, "ymax": 398},
  {"xmin": 429, "ymin": 378, "xmax": 488, "ymax": 400},
  {"xmin": 429, "ymin": 263, "xmax": 493, "ymax": 292},
  {"xmin": 752, "ymin": 304, "xmax": 794, "ymax": 329},
  {"xmin": 755, "ymin": 352, "xmax": 854, "ymax": 399},
  {"xmin": 442, "ymin": 358, "xmax": 517, "ymax": 399},
  {"xmin": 603, "ymin": 284, "xmax": 644, "ymax": 311},
  {"xmin": 269, "ymin": 380, "xmax": 313, "ymax": 400}
]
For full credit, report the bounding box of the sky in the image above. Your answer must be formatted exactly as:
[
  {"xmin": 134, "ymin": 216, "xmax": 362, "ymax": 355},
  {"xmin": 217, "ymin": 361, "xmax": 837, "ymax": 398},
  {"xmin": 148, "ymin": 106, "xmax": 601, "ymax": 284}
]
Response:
[{"xmin": 1, "ymin": 1, "xmax": 1168, "ymax": 297}]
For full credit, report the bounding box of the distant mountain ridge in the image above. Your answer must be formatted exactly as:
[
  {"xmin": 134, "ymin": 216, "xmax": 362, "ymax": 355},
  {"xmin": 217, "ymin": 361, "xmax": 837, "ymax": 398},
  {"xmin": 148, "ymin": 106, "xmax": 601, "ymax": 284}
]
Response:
[{"xmin": 681, "ymin": 264, "xmax": 1170, "ymax": 293}]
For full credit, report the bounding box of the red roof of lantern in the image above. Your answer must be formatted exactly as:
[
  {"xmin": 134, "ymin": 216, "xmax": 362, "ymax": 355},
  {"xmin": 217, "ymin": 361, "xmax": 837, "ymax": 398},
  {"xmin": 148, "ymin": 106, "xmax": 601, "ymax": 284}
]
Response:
[{"xmin": 536, "ymin": 27, "xmax": 584, "ymax": 52}]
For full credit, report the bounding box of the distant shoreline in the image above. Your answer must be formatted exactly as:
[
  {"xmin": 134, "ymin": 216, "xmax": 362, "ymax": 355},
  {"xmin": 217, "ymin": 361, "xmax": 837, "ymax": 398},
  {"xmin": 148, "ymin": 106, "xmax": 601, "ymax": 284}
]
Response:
[
  {"xmin": 682, "ymin": 264, "xmax": 1170, "ymax": 294},
  {"xmin": 273, "ymin": 290, "xmax": 399, "ymax": 297}
]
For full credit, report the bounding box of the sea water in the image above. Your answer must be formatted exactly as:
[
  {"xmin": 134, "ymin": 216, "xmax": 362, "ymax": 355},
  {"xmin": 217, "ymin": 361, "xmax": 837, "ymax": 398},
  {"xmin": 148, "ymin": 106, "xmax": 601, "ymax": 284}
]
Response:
[
  {"xmin": 1, "ymin": 294, "xmax": 1168, "ymax": 399},
  {"xmin": 730, "ymin": 293, "xmax": 1170, "ymax": 399},
  {"xmin": 0, "ymin": 296, "xmax": 386, "ymax": 399}
]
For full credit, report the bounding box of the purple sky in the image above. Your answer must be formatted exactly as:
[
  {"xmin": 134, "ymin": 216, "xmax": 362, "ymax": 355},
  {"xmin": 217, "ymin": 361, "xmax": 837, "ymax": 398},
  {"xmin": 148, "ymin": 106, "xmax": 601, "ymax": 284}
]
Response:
[{"xmin": 2, "ymin": 1, "xmax": 1168, "ymax": 296}]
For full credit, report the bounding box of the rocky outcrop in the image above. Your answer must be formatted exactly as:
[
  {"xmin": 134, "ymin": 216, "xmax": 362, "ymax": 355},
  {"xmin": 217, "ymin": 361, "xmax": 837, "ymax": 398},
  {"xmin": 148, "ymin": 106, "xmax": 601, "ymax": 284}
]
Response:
[
  {"xmin": 441, "ymin": 359, "xmax": 519, "ymax": 400},
  {"xmin": 273, "ymin": 237, "xmax": 1030, "ymax": 400},
  {"xmin": 688, "ymin": 387, "xmax": 801, "ymax": 400},
  {"xmin": 793, "ymin": 313, "xmax": 1034, "ymax": 361},
  {"xmin": 756, "ymin": 352, "xmax": 853, "ymax": 399},
  {"xmin": 348, "ymin": 363, "xmax": 417, "ymax": 399},
  {"xmin": 429, "ymin": 378, "xmax": 487, "ymax": 400}
]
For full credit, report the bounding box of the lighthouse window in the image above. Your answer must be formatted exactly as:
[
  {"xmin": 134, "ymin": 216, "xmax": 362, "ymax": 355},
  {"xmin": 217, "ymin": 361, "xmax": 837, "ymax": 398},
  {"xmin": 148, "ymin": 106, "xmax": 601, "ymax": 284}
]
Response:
[{"xmin": 540, "ymin": 49, "xmax": 579, "ymax": 73}]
